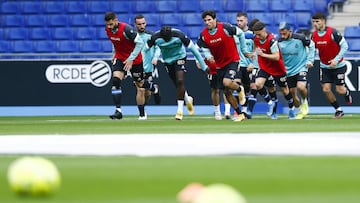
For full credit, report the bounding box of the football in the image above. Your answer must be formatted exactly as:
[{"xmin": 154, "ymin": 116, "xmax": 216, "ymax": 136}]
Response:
[{"xmin": 7, "ymin": 156, "xmax": 61, "ymax": 196}]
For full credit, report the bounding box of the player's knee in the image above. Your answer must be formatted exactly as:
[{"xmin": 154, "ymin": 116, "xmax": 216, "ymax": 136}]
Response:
[{"xmin": 112, "ymin": 77, "xmax": 121, "ymax": 89}]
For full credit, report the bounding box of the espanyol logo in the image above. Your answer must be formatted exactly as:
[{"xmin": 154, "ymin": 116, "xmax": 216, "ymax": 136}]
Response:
[{"xmin": 45, "ymin": 60, "xmax": 111, "ymax": 87}]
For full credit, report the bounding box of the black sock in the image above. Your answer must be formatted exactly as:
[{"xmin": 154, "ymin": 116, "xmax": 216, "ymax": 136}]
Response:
[{"xmin": 138, "ymin": 105, "xmax": 145, "ymax": 116}]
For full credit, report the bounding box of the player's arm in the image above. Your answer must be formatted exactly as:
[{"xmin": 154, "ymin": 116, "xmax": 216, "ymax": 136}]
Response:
[
  {"xmin": 332, "ymin": 29, "xmax": 348, "ymax": 63},
  {"xmin": 256, "ymin": 39, "xmax": 280, "ymax": 61},
  {"xmin": 295, "ymin": 33, "xmax": 316, "ymax": 67},
  {"xmin": 306, "ymin": 40, "xmax": 315, "ymax": 68},
  {"xmin": 196, "ymin": 34, "xmax": 213, "ymax": 61},
  {"xmin": 123, "ymin": 25, "xmax": 144, "ymax": 62},
  {"xmin": 224, "ymin": 23, "xmax": 250, "ymax": 57}
]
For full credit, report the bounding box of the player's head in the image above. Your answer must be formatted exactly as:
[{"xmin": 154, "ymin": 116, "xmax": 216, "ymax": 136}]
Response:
[
  {"xmin": 236, "ymin": 12, "xmax": 248, "ymax": 30},
  {"xmin": 160, "ymin": 26, "xmax": 172, "ymax": 42},
  {"xmin": 134, "ymin": 14, "xmax": 146, "ymax": 33},
  {"xmin": 252, "ymin": 21, "xmax": 267, "ymax": 40},
  {"xmin": 311, "ymin": 12, "xmax": 326, "ymax": 31},
  {"xmin": 278, "ymin": 22, "xmax": 292, "ymax": 40},
  {"xmin": 104, "ymin": 12, "xmax": 119, "ymax": 32},
  {"xmin": 248, "ymin": 18, "xmax": 260, "ymax": 31},
  {"xmin": 202, "ymin": 10, "xmax": 217, "ymax": 30}
]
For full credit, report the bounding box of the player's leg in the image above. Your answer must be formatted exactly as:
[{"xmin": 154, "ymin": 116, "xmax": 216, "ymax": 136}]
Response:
[
  {"xmin": 132, "ymin": 64, "xmax": 147, "ymax": 120},
  {"xmin": 320, "ymin": 68, "xmax": 344, "ymax": 118},
  {"xmin": 109, "ymin": 59, "xmax": 126, "ymax": 120},
  {"xmin": 275, "ymin": 75, "xmax": 295, "ymax": 119},
  {"xmin": 296, "ymin": 72, "xmax": 309, "ymax": 119},
  {"xmin": 223, "ymin": 94, "xmax": 231, "ymax": 119},
  {"xmin": 335, "ymin": 66, "xmax": 352, "ymax": 105},
  {"xmin": 209, "ymin": 73, "xmax": 221, "ymax": 120},
  {"xmin": 221, "ymin": 63, "xmax": 246, "ymax": 122}
]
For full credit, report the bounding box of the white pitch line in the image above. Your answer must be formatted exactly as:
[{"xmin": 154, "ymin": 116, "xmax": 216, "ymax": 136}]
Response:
[{"xmin": 0, "ymin": 133, "xmax": 360, "ymax": 156}]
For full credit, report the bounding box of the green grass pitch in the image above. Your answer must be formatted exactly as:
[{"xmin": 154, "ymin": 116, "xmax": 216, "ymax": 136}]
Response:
[{"xmin": 0, "ymin": 114, "xmax": 360, "ymax": 203}]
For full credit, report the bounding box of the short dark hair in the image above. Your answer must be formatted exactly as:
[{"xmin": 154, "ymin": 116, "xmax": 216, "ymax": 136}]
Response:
[
  {"xmin": 201, "ymin": 10, "xmax": 216, "ymax": 19},
  {"xmin": 312, "ymin": 12, "xmax": 326, "ymax": 20},
  {"xmin": 160, "ymin": 26, "xmax": 172, "ymax": 42},
  {"xmin": 252, "ymin": 21, "xmax": 266, "ymax": 31},
  {"xmin": 249, "ymin": 18, "xmax": 260, "ymax": 31},
  {"xmin": 236, "ymin": 12, "xmax": 248, "ymax": 18},
  {"xmin": 134, "ymin": 14, "xmax": 145, "ymax": 22},
  {"xmin": 104, "ymin": 12, "xmax": 116, "ymax": 21}
]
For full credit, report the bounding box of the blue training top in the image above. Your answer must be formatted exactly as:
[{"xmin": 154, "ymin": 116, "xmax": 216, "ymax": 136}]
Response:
[{"xmin": 278, "ymin": 33, "xmax": 315, "ymax": 77}]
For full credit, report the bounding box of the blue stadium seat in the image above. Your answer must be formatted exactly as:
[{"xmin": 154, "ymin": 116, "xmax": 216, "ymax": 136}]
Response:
[
  {"xmin": 133, "ymin": 1, "xmax": 154, "ymax": 13},
  {"xmin": 3, "ymin": 15, "xmax": 24, "ymax": 27},
  {"xmin": 246, "ymin": 0, "xmax": 269, "ymax": 12},
  {"xmin": 97, "ymin": 28, "xmax": 108, "ymax": 40},
  {"xmin": 0, "ymin": 29, "xmax": 3, "ymax": 40},
  {"xmin": 248, "ymin": 12, "xmax": 274, "ymax": 27},
  {"xmin": 273, "ymin": 13, "xmax": 297, "ymax": 28},
  {"xmin": 5, "ymin": 28, "xmax": 29, "ymax": 40},
  {"xmin": 347, "ymin": 39, "xmax": 360, "ymax": 51},
  {"xmin": 344, "ymin": 26, "xmax": 360, "ymax": 39},
  {"xmin": 48, "ymin": 15, "xmax": 69, "ymax": 27},
  {"xmin": 293, "ymin": 0, "xmax": 314, "ymax": 12},
  {"xmin": 144, "ymin": 14, "xmax": 160, "ymax": 26},
  {"xmin": 178, "ymin": 1, "xmax": 200, "ymax": 12},
  {"xmin": 88, "ymin": 1, "xmax": 110, "ymax": 13},
  {"xmin": 57, "ymin": 40, "xmax": 80, "ymax": 53},
  {"xmin": 30, "ymin": 28, "xmax": 51, "ymax": 40},
  {"xmin": 155, "ymin": 1, "xmax": 177, "ymax": 13},
  {"xmin": 225, "ymin": 12, "xmax": 239, "ymax": 24},
  {"xmin": 21, "ymin": 2, "xmax": 42, "ymax": 14},
  {"xmin": 314, "ymin": 0, "xmax": 329, "ymax": 14},
  {"xmin": 102, "ymin": 40, "xmax": 112, "ymax": 52},
  {"xmin": 200, "ymin": 1, "xmax": 223, "ymax": 11},
  {"xmin": 53, "ymin": 28, "xmax": 74, "ymax": 40},
  {"xmin": 270, "ymin": 0, "xmax": 291, "ymax": 12},
  {"xmin": 76, "ymin": 28, "xmax": 97, "ymax": 40},
  {"xmin": 0, "ymin": 41, "xmax": 10, "ymax": 53},
  {"xmin": 26, "ymin": 15, "xmax": 46, "ymax": 27},
  {"xmin": 216, "ymin": 13, "xmax": 229, "ymax": 23},
  {"xmin": 160, "ymin": 13, "xmax": 182, "ymax": 26},
  {"xmin": 92, "ymin": 14, "xmax": 105, "ymax": 27},
  {"xmin": 224, "ymin": 0, "xmax": 244, "ymax": 12},
  {"xmin": 80, "ymin": 40, "xmax": 102, "ymax": 52},
  {"xmin": 111, "ymin": 1, "xmax": 131, "ymax": 13},
  {"xmin": 146, "ymin": 25, "xmax": 161, "ymax": 33},
  {"xmin": 66, "ymin": 1, "xmax": 87, "ymax": 14},
  {"xmin": 122, "ymin": 14, "xmax": 134, "ymax": 24},
  {"xmin": 70, "ymin": 14, "xmax": 91, "ymax": 27},
  {"xmin": 185, "ymin": 26, "xmax": 202, "ymax": 41},
  {"xmin": 12, "ymin": 41, "xmax": 34, "ymax": 53},
  {"xmin": 34, "ymin": 40, "xmax": 56, "ymax": 53},
  {"xmin": 1, "ymin": 2, "xmax": 19, "ymax": 14},
  {"xmin": 183, "ymin": 13, "xmax": 203, "ymax": 26},
  {"xmin": 295, "ymin": 12, "xmax": 312, "ymax": 28},
  {"xmin": 43, "ymin": 1, "xmax": 65, "ymax": 14}
]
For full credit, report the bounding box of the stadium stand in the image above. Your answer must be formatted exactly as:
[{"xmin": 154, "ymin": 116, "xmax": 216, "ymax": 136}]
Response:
[
  {"xmin": 65, "ymin": 1, "xmax": 87, "ymax": 14},
  {"xmin": 1, "ymin": 0, "xmax": 358, "ymax": 58},
  {"xmin": 26, "ymin": 15, "xmax": 47, "ymax": 27}
]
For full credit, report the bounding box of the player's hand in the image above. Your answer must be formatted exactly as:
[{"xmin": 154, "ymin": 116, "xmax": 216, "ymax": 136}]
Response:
[
  {"xmin": 247, "ymin": 63, "xmax": 254, "ymax": 72},
  {"xmin": 245, "ymin": 52, "xmax": 252, "ymax": 58},
  {"xmin": 152, "ymin": 58, "xmax": 158, "ymax": 66},
  {"xmin": 306, "ymin": 62, "xmax": 313, "ymax": 68},
  {"xmin": 328, "ymin": 59, "xmax": 338, "ymax": 68},
  {"xmin": 207, "ymin": 56, "xmax": 215, "ymax": 64},
  {"xmin": 255, "ymin": 48, "xmax": 263, "ymax": 56},
  {"xmin": 204, "ymin": 67, "xmax": 210, "ymax": 74},
  {"xmin": 196, "ymin": 61, "xmax": 201, "ymax": 69},
  {"xmin": 123, "ymin": 60, "xmax": 134, "ymax": 71}
]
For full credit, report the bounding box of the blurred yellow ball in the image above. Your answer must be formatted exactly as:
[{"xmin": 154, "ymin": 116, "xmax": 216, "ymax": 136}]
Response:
[{"xmin": 7, "ymin": 156, "xmax": 61, "ymax": 196}]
